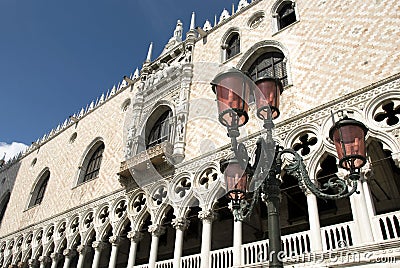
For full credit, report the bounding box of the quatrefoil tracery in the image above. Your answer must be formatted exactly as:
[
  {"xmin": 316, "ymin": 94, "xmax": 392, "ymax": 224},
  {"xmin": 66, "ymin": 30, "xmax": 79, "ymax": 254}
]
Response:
[
  {"xmin": 175, "ymin": 177, "xmax": 191, "ymax": 198},
  {"xmin": 99, "ymin": 207, "xmax": 109, "ymax": 223},
  {"xmin": 199, "ymin": 168, "xmax": 218, "ymax": 188},
  {"xmin": 84, "ymin": 213, "xmax": 94, "ymax": 229},
  {"xmin": 133, "ymin": 193, "xmax": 146, "ymax": 213},
  {"xmin": 374, "ymin": 101, "xmax": 400, "ymax": 126},
  {"xmin": 71, "ymin": 218, "xmax": 79, "ymax": 233},
  {"xmin": 115, "ymin": 201, "xmax": 127, "ymax": 218},
  {"xmin": 153, "ymin": 186, "xmax": 167, "ymax": 205},
  {"xmin": 293, "ymin": 133, "xmax": 318, "ymax": 156}
]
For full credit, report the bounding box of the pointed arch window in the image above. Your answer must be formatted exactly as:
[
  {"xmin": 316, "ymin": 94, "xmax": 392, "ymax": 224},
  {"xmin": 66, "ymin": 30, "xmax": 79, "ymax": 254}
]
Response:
[
  {"xmin": 248, "ymin": 51, "xmax": 288, "ymax": 86},
  {"xmin": 146, "ymin": 109, "xmax": 172, "ymax": 149},
  {"xmin": 28, "ymin": 170, "xmax": 50, "ymax": 208},
  {"xmin": 225, "ymin": 33, "xmax": 240, "ymax": 60},
  {"xmin": 83, "ymin": 143, "xmax": 105, "ymax": 182}
]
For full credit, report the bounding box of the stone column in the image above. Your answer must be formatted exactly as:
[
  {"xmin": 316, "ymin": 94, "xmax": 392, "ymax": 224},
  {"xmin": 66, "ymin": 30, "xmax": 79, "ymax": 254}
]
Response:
[
  {"xmin": 349, "ymin": 177, "xmax": 374, "ymax": 244},
  {"xmin": 148, "ymin": 224, "xmax": 165, "ymax": 268},
  {"xmin": 198, "ymin": 209, "xmax": 215, "ymax": 268},
  {"xmin": 28, "ymin": 259, "xmax": 39, "ymax": 268},
  {"xmin": 50, "ymin": 253, "xmax": 62, "ymax": 268},
  {"xmin": 108, "ymin": 236, "xmax": 121, "ymax": 268},
  {"xmin": 306, "ymin": 191, "xmax": 323, "ymax": 251},
  {"xmin": 172, "ymin": 218, "xmax": 189, "ymax": 268},
  {"xmin": 76, "ymin": 245, "xmax": 89, "ymax": 268},
  {"xmin": 91, "ymin": 241, "xmax": 106, "ymax": 268},
  {"xmin": 233, "ymin": 220, "xmax": 242, "ymax": 267},
  {"xmin": 38, "ymin": 256, "xmax": 51, "ymax": 268},
  {"xmin": 62, "ymin": 249, "xmax": 76, "ymax": 268},
  {"xmin": 126, "ymin": 231, "xmax": 143, "ymax": 268},
  {"xmin": 361, "ymin": 164, "xmax": 376, "ymax": 219}
]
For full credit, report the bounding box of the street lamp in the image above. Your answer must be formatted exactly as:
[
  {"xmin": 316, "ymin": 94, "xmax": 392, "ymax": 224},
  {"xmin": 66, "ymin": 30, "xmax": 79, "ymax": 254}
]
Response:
[{"xmin": 211, "ymin": 68, "xmax": 368, "ymax": 268}]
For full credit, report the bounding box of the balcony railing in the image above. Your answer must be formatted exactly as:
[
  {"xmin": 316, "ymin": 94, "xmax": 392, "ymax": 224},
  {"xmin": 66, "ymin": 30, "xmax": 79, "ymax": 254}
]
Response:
[
  {"xmin": 372, "ymin": 210, "xmax": 400, "ymax": 241},
  {"xmin": 321, "ymin": 221, "xmax": 355, "ymax": 250}
]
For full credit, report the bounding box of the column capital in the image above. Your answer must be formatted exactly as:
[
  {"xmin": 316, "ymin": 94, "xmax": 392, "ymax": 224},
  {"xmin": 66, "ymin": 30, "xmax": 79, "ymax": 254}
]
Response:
[
  {"xmin": 28, "ymin": 259, "xmax": 39, "ymax": 268},
  {"xmin": 92, "ymin": 241, "xmax": 107, "ymax": 251},
  {"xmin": 148, "ymin": 224, "xmax": 165, "ymax": 237},
  {"xmin": 38, "ymin": 255, "xmax": 51, "ymax": 264},
  {"xmin": 63, "ymin": 249, "xmax": 76, "ymax": 258},
  {"xmin": 127, "ymin": 231, "xmax": 143, "ymax": 243},
  {"xmin": 76, "ymin": 245, "xmax": 90, "ymax": 255},
  {"xmin": 360, "ymin": 162, "xmax": 373, "ymax": 180},
  {"xmin": 50, "ymin": 252, "xmax": 62, "ymax": 262},
  {"xmin": 172, "ymin": 217, "xmax": 189, "ymax": 231},
  {"xmin": 108, "ymin": 235, "xmax": 121, "ymax": 246},
  {"xmin": 198, "ymin": 209, "xmax": 215, "ymax": 223}
]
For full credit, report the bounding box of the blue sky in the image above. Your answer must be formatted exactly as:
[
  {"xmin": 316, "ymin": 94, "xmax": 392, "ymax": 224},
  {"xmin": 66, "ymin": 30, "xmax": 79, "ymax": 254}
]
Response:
[{"xmin": 0, "ymin": 0, "xmax": 234, "ymax": 159}]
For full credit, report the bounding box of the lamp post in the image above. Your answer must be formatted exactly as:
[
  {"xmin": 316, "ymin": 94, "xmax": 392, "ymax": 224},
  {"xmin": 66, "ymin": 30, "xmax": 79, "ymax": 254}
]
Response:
[{"xmin": 211, "ymin": 68, "xmax": 368, "ymax": 268}]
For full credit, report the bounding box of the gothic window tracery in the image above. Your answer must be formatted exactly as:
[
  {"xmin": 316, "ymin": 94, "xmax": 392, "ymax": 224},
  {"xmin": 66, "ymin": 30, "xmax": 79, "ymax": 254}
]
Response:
[
  {"xmin": 374, "ymin": 101, "xmax": 400, "ymax": 126},
  {"xmin": 292, "ymin": 133, "xmax": 318, "ymax": 156},
  {"xmin": 247, "ymin": 51, "xmax": 288, "ymax": 87}
]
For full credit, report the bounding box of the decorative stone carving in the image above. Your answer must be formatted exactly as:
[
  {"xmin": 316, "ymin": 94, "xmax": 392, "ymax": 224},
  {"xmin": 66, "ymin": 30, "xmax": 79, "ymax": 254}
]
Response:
[
  {"xmin": 28, "ymin": 259, "xmax": 39, "ymax": 268},
  {"xmin": 171, "ymin": 218, "xmax": 189, "ymax": 231},
  {"xmin": 198, "ymin": 209, "xmax": 215, "ymax": 223},
  {"xmin": 127, "ymin": 231, "xmax": 143, "ymax": 243},
  {"xmin": 50, "ymin": 252, "xmax": 62, "ymax": 262},
  {"xmin": 38, "ymin": 256, "xmax": 51, "ymax": 264},
  {"xmin": 76, "ymin": 245, "xmax": 89, "ymax": 255},
  {"xmin": 148, "ymin": 224, "xmax": 165, "ymax": 237},
  {"xmin": 63, "ymin": 249, "xmax": 76, "ymax": 258},
  {"xmin": 108, "ymin": 236, "xmax": 121, "ymax": 246},
  {"xmin": 92, "ymin": 241, "xmax": 107, "ymax": 251}
]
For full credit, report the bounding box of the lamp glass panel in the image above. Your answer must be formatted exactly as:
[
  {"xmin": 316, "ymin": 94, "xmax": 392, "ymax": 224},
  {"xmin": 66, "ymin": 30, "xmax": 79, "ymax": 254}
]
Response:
[
  {"xmin": 254, "ymin": 79, "xmax": 281, "ymax": 119},
  {"xmin": 333, "ymin": 124, "xmax": 366, "ymax": 169},
  {"xmin": 214, "ymin": 73, "xmax": 251, "ymax": 126},
  {"xmin": 224, "ymin": 161, "xmax": 247, "ymax": 200}
]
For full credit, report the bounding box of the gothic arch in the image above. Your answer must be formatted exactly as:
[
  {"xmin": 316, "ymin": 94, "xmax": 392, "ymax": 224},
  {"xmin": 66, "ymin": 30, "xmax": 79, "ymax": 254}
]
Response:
[{"xmin": 236, "ymin": 40, "xmax": 292, "ymax": 85}]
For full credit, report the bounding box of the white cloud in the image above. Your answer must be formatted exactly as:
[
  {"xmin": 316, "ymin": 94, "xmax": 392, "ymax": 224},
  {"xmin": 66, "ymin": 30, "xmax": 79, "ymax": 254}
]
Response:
[{"xmin": 0, "ymin": 142, "xmax": 29, "ymax": 161}]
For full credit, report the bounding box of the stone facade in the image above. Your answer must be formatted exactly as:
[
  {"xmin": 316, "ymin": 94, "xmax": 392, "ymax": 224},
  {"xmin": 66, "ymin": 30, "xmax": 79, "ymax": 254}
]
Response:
[{"xmin": 1, "ymin": 0, "xmax": 400, "ymax": 267}]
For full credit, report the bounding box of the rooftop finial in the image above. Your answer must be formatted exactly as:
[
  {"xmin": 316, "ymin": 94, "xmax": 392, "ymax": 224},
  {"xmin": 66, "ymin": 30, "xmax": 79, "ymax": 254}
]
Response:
[
  {"xmin": 133, "ymin": 68, "xmax": 140, "ymax": 79},
  {"xmin": 190, "ymin": 12, "xmax": 195, "ymax": 30},
  {"xmin": 146, "ymin": 42, "xmax": 153, "ymax": 62}
]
